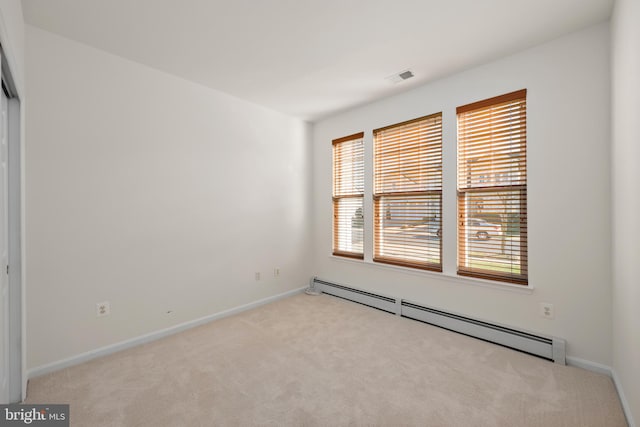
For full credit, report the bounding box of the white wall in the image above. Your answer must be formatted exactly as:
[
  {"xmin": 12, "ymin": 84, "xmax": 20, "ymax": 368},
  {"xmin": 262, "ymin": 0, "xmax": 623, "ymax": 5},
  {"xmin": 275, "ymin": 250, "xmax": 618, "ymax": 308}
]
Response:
[
  {"xmin": 0, "ymin": 0, "xmax": 24, "ymax": 93},
  {"xmin": 25, "ymin": 26, "xmax": 312, "ymax": 369},
  {"xmin": 611, "ymin": 0, "xmax": 640, "ymax": 424},
  {"xmin": 313, "ymin": 23, "xmax": 612, "ymax": 365}
]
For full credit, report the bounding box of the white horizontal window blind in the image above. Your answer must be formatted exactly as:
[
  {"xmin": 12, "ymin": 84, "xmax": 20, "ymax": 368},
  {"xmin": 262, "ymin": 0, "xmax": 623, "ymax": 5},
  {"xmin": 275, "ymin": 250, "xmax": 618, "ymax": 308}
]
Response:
[
  {"xmin": 373, "ymin": 113, "xmax": 443, "ymax": 271},
  {"xmin": 457, "ymin": 89, "xmax": 528, "ymax": 285},
  {"xmin": 333, "ymin": 132, "xmax": 364, "ymax": 258}
]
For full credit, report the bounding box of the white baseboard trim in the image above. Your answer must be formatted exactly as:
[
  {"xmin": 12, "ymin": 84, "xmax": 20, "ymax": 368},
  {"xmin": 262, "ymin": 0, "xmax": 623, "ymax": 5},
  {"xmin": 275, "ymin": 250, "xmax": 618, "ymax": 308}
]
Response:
[
  {"xmin": 566, "ymin": 356, "xmax": 613, "ymax": 376},
  {"xmin": 566, "ymin": 357, "xmax": 635, "ymax": 427},
  {"xmin": 612, "ymin": 369, "xmax": 636, "ymax": 427},
  {"xmin": 27, "ymin": 287, "xmax": 306, "ymax": 380}
]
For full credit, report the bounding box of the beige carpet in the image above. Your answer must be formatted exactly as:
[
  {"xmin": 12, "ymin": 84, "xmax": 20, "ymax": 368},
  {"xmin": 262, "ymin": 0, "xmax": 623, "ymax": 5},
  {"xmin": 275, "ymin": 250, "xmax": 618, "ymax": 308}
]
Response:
[{"xmin": 25, "ymin": 293, "xmax": 626, "ymax": 426}]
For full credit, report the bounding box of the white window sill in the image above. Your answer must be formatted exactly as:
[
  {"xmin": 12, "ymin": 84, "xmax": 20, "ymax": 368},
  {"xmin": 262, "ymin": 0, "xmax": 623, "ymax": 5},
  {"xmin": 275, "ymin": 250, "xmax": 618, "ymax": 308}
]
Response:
[{"xmin": 328, "ymin": 255, "xmax": 534, "ymax": 295}]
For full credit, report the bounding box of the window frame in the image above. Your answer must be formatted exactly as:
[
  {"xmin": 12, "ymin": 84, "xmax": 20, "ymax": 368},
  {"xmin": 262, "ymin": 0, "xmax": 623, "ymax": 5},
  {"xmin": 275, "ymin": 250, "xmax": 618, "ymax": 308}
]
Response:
[
  {"xmin": 332, "ymin": 132, "xmax": 365, "ymax": 259},
  {"xmin": 372, "ymin": 113, "xmax": 443, "ymax": 272},
  {"xmin": 456, "ymin": 89, "xmax": 528, "ymax": 285}
]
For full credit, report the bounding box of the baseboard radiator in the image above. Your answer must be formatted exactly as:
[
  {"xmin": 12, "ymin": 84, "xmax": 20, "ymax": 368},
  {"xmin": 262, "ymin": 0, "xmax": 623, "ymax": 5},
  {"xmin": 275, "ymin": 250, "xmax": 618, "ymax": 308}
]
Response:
[{"xmin": 310, "ymin": 277, "xmax": 566, "ymax": 365}]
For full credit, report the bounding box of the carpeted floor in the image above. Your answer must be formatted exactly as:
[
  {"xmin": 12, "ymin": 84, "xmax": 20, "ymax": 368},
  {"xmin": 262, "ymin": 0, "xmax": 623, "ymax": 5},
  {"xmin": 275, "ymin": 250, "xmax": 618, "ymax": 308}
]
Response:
[{"xmin": 25, "ymin": 293, "xmax": 626, "ymax": 426}]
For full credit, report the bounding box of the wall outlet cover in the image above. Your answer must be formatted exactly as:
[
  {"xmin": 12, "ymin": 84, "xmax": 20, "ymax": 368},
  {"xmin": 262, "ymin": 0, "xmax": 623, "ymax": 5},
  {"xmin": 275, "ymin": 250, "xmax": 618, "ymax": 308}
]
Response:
[
  {"xmin": 539, "ymin": 302, "xmax": 554, "ymax": 319},
  {"xmin": 96, "ymin": 301, "xmax": 111, "ymax": 317}
]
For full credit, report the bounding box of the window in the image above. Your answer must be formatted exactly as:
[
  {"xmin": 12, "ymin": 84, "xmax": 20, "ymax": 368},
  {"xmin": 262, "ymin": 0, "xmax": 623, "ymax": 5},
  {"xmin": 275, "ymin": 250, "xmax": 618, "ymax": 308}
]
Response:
[
  {"xmin": 373, "ymin": 114, "xmax": 442, "ymax": 271},
  {"xmin": 457, "ymin": 89, "xmax": 528, "ymax": 285},
  {"xmin": 333, "ymin": 132, "xmax": 364, "ymax": 258}
]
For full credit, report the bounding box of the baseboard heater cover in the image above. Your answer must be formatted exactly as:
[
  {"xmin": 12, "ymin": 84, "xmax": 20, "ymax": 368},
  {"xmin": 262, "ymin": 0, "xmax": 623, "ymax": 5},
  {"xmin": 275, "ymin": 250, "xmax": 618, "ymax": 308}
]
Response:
[
  {"xmin": 310, "ymin": 277, "xmax": 566, "ymax": 365},
  {"xmin": 311, "ymin": 278, "xmax": 398, "ymax": 314},
  {"xmin": 401, "ymin": 301, "xmax": 565, "ymax": 364}
]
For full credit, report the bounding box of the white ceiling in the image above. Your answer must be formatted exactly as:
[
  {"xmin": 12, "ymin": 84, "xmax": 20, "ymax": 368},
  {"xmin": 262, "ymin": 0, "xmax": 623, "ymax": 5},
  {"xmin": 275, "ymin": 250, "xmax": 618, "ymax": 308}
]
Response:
[{"xmin": 22, "ymin": 0, "xmax": 613, "ymax": 121}]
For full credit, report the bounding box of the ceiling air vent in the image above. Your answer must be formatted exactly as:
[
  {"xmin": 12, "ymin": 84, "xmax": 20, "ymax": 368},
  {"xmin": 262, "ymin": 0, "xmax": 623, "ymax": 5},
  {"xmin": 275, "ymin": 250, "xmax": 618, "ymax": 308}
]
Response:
[{"xmin": 386, "ymin": 69, "xmax": 414, "ymax": 84}]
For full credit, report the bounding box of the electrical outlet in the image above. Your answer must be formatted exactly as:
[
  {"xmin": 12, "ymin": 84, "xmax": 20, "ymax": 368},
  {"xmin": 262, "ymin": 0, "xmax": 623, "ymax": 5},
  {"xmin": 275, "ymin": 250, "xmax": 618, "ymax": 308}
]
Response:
[
  {"xmin": 255, "ymin": 272, "xmax": 260, "ymax": 281},
  {"xmin": 96, "ymin": 301, "xmax": 110, "ymax": 317},
  {"xmin": 539, "ymin": 302, "xmax": 554, "ymax": 319},
  {"xmin": 274, "ymin": 268, "xmax": 280, "ymax": 277}
]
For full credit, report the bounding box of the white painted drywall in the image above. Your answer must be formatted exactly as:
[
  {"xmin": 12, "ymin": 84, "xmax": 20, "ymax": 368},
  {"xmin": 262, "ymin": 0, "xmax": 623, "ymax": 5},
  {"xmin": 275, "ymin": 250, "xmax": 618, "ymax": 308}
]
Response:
[
  {"xmin": 0, "ymin": 0, "xmax": 24, "ymax": 93},
  {"xmin": 611, "ymin": 0, "xmax": 640, "ymax": 423},
  {"xmin": 25, "ymin": 26, "xmax": 312, "ymax": 369},
  {"xmin": 312, "ymin": 23, "xmax": 612, "ymax": 365}
]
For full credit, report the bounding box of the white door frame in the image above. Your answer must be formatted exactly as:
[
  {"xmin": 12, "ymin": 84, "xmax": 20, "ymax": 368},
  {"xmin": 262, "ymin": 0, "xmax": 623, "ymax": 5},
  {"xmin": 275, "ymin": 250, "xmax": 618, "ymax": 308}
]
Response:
[
  {"xmin": 1, "ymin": 49, "xmax": 22, "ymax": 404},
  {"xmin": 0, "ymin": 55, "xmax": 7, "ymax": 404},
  {"xmin": 7, "ymin": 82, "xmax": 21, "ymax": 404}
]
